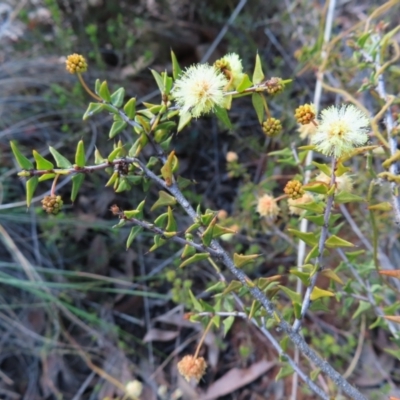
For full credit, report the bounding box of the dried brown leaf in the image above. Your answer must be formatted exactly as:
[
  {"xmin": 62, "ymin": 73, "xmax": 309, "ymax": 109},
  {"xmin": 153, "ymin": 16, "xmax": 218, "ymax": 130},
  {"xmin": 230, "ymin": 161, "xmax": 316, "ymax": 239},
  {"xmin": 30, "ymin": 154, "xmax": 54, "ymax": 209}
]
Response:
[
  {"xmin": 143, "ymin": 328, "xmax": 179, "ymax": 342},
  {"xmin": 199, "ymin": 360, "xmax": 275, "ymax": 400}
]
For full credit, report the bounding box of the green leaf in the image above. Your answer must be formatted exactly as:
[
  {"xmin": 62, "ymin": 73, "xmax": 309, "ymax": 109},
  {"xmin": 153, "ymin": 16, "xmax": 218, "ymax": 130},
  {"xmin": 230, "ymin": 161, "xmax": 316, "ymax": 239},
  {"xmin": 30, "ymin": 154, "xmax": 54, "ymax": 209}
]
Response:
[
  {"xmin": 248, "ymin": 300, "xmax": 260, "ymax": 319},
  {"xmin": 275, "ymin": 365, "xmax": 294, "ymax": 381},
  {"xmin": 116, "ymin": 178, "xmax": 130, "ymax": 193},
  {"xmin": 166, "ymin": 206, "xmax": 177, "ymax": 232},
  {"xmin": 10, "ymin": 141, "xmax": 34, "ymax": 170},
  {"xmin": 99, "ymin": 81, "xmax": 111, "ymax": 102},
  {"xmin": 293, "ymin": 302, "xmax": 302, "ymax": 319},
  {"xmin": 95, "ymin": 79, "xmax": 101, "ymax": 94},
  {"xmin": 38, "ymin": 173, "xmax": 56, "ymax": 182},
  {"xmin": 321, "ymin": 269, "xmax": 344, "ymax": 285},
  {"xmin": 163, "ymin": 72, "xmax": 173, "ymax": 94},
  {"xmin": 304, "ymin": 182, "xmax": 328, "ymax": 195},
  {"xmin": 33, "ymin": 150, "xmax": 54, "ymax": 170},
  {"xmin": 49, "ymin": 146, "xmax": 72, "ymax": 168},
  {"xmin": 310, "ymin": 286, "xmax": 334, "ymax": 301},
  {"xmin": 251, "ymin": 93, "xmax": 264, "ymax": 124},
  {"xmin": 26, "ymin": 177, "xmax": 38, "ymax": 207},
  {"xmin": 107, "ymin": 147, "xmax": 122, "ymax": 162},
  {"xmin": 201, "ymin": 217, "xmax": 217, "ymax": 246},
  {"xmin": 233, "ymin": 253, "xmax": 260, "ymax": 268},
  {"xmin": 150, "ymin": 69, "xmax": 164, "ymax": 93},
  {"xmin": 179, "ymin": 253, "xmax": 209, "ymax": 268},
  {"xmin": 148, "ymin": 234, "xmax": 166, "ymax": 252},
  {"xmin": 278, "ymin": 285, "xmax": 301, "ymax": 303},
  {"xmin": 71, "ymin": 174, "xmax": 84, "ymax": 202},
  {"xmin": 304, "ymin": 245, "xmax": 319, "ymax": 263},
  {"xmin": 236, "ymin": 74, "xmax": 252, "ymax": 92},
  {"xmin": 124, "ymin": 209, "xmax": 142, "ymax": 219},
  {"xmin": 303, "ymin": 214, "xmax": 325, "ymax": 226},
  {"xmin": 335, "ymin": 191, "xmax": 365, "ymax": 204},
  {"xmin": 109, "ymin": 120, "xmax": 128, "ymax": 139},
  {"xmin": 83, "ymin": 102, "xmax": 104, "ymax": 120},
  {"xmin": 177, "ymin": 111, "xmax": 192, "ymax": 132},
  {"xmin": 310, "ymin": 368, "xmax": 321, "ymax": 381},
  {"xmin": 252, "ymin": 53, "xmax": 265, "ymax": 84},
  {"xmin": 94, "ymin": 147, "xmax": 104, "ymax": 165},
  {"xmin": 222, "ymin": 280, "xmax": 243, "ymax": 295},
  {"xmin": 352, "ymin": 300, "xmax": 371, "ymax": 320},
  {"xmin": 289, "ymin": 269, "xmax": 310, "ymax": 285},
  {"xmin": 188, "ymin": 289, "xmax": 203, "ymax": 312},
  {"xmin": 223, "ymin": 316, "xmax": 235, "ymax": 337},
  {"xmin": 287, "ymin": 229, "xmax": 319, "ymax": 246},
  {"xmin": 110, "ymin": 87, "xmax": 125, "ymax": 108},
  {"xmin": 126, "ymin": 226, "xmax": 143, "ymax": 249},
  {"xmin": 171, "ymin": 50, "xmax": 182, "ymax": 80},
  {"xmin": 75, "ymin": 140, "xmax": 85, "ymax": 167},
  {"xmin": 368, "ymin": 201, "xmax": 392, "ymax": 211},
  {"xmin": 325, "ymin": 235, "xmax": 355, "ymax": 248},
  {"xmin": 312, "ymin": 161, "xmax": 331, "ymax": 176},
  {"xmin": 291, "ymin": 201, "xmax": 325, "ymax": 214},
  {"xmin": 124, "ymin": 98, "xmax": 136, "ymax": 119},
  {"xmin": 154, "ymin": 212, "xmax": 168, "ymax": 228},
  {"xmin": 335, "ymin": 161, "xmax": 351, "ymax": 177},
  {"xmin": 214, "ymin": 104, "xmax": 232, "ymax": 130},
  {"xmin": 160, "ymin": 151, "xmax": 176, "ymax": 186}
]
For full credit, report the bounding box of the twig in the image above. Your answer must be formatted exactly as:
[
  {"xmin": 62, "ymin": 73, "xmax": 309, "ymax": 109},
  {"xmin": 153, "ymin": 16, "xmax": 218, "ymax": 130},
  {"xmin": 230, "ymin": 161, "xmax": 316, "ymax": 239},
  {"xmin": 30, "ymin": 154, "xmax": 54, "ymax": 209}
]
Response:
[
  {"xmin": 293, "ymin": 0, "xmax": 337, "ymax": 393},
  {"xmin": 293, "ymin": 158, "xmax": 336, "ymax": 332},
  {"xmin": 373, "ymin": 34, "xmax": 400, "ymax": 226}
]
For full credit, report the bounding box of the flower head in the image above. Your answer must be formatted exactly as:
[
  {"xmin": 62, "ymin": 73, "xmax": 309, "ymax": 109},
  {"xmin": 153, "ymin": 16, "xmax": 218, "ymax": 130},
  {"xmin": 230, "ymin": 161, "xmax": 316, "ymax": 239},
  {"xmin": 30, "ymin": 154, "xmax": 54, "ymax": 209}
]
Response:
[
  {"xmin": 311, "ymin": 105, "xmax": 369, "ymax": 159},
  {"xmin": 288, "ymin": 193, "xmax": 314, "ymax": 215},
  {"xmin": 65, "ymin": 54, "xmax": 87, "ymax": 74},
  {"xmin": 256, "ymin": 194, "xmax": 280, "ymax": 220},
  {"xmin": 298, "ymin": 122, "xmax": 317, "ymax": 140},
  {"xmin": 262, "ymin": 117, "xmax": 282, "ymax": 137},
  {"xmin": 41, "ymin": 195, "xmax": 63, "ymax": 215},
  {"xmin": 226, "ymin": 151, "xmax": 238, "ymax": 163},
  {"xmin": 125, "ymin": 380, "xmax": 143, "ymax": 398},
  {"xmin": 172, "ymin": 64, "xmax": 228, "ymax": 118},
  {"xmin": 264, "ymin": 77, "xmax": 285, "ymax": 95},
  {"xmin": 214, "ymin": 53, "xmax": 244, "ymax": 89},
  {"xmin": 177, "ymin": 355, "xmax": 207, "ymax": 382},
  {"xmin": 295, "ymin": 104, "xmax": 316, "ymax": 125},
  {"xmin": 284, "ymin": 180, "xmax": 304, "ymax": 200}
]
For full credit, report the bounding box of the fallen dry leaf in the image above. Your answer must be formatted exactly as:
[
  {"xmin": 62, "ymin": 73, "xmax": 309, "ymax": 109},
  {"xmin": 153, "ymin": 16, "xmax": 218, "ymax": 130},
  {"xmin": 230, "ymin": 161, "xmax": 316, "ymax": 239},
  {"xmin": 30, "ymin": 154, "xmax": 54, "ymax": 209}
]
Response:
[
  {"xmin": 143, "ymin": 328, "xmax": 179, "ymax": 342},
  {"xmin": 199, "ymin": 360, "xmax": 275, "ymax": 400}
]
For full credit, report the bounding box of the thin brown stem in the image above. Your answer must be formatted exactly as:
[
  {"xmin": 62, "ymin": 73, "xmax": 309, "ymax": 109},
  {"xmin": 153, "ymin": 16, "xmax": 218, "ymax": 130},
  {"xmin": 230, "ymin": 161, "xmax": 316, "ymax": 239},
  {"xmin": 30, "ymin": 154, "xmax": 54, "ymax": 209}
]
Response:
[{"xmin": 77, "ymin": 73, "xmax": 102, "ymax": 101}]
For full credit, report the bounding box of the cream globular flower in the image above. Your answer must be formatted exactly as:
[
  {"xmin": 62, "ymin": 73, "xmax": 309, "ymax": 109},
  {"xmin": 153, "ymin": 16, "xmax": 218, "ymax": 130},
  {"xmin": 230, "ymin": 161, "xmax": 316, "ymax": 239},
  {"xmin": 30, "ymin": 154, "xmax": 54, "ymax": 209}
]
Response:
[
  {"xmin": 217, "ymin": 53, "xmax": 244, "ymax": 89},
  {"xmin": 172, "ymin": 64, "xmax": 229, "ymax": 118},
  {"xmin": 311, "ymin": 105, "xmax": 370, "ymax": 159},
  {"xmin": 298, "ymin": 122, "xmax": 317, "ymax": 140},
  {"xmin": 256, "ymin": 194, "xmax": 280, "ymax": 220}
]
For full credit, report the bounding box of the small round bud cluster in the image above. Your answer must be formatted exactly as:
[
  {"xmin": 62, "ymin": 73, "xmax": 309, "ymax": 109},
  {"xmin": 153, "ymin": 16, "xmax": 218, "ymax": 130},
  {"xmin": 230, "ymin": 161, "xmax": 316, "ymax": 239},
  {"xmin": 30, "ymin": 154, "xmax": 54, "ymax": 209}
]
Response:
[
  {"xmin": 284, "ymin": 180, "xmax": 304, "ymax": 200},
  {"xmin": 295, "ymin": 104, "xmax": 316, "ymax": 125},
  {"xmin": 262, "ymin": 118, "xmax": 282, "ymax": 137},
  {"xmin": 41, "ymin": 195, "xmax": 63, "ymax": 215},
  {"xmin": 256, "ymin": 194, "xmax": 280, "ymax": 220},
  {"xmin": 177, "ymin": 355, "xmax": 207, "ymax": 382},
  {"xmin": 65, "ymin": 54, "xmax": 88, "ymax": 74},
  {"xmin": 265, "ymin": 77, "xmax": 284, "ymax": 95}
]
